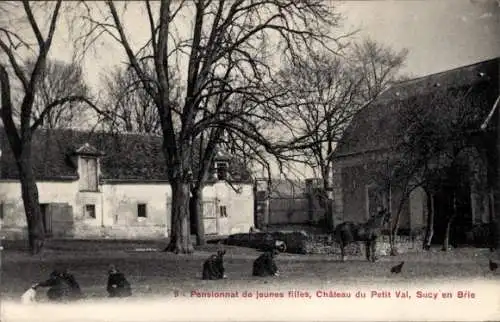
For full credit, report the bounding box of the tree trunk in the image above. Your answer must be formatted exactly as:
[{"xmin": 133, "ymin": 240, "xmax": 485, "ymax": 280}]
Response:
[
  {"xmin": 388, "ymin": 187, "xmax": 400, "ymax": 256},
  {"xmin": 17, "ymin": 150, "xmax": 45, "ymax": 255},
  {"xmin": 324, "ymin": 199, "xmax": 334, "ymax": 233},
  {"xmin": 390, "ymin": 214, "xmax": 401, "ymax": 256},
  {"xmin": 190, "ymin": 187, "xmax": 206, "ymax": 246},
  {"xmin": 322, "ymin": 168, "xmax": 334, "ymax": 233},
  {"xmin": 442, "ymin": 193, "xmax": 457, "ymax": 252},
  {"xmin": 442, "ymin": 216, "xmax": 454, "ymax": 252},
  {"xmin": 423, "ymin": 190, "xmax": 434, "ymax": 250},
  {"xmin": 164, "ymin": 179, "xmax": 194, "ymax": 254}
]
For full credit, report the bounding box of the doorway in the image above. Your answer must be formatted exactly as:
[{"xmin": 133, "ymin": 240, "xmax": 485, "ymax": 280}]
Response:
[
  {"xmin": 432, "ymin": 184, "xmax": 472, "ymax": 246},
  {"xmin": 40, "ymin": 203, "xmax": 53, "ymax": 237}
]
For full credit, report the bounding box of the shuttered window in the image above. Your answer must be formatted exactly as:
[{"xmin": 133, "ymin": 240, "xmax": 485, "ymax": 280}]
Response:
[
  {"xmin": 80, "ymin": 157, "xmax": 98, "ymax": 191},
  {"xmin": 137, "ymin": 204, "xmax": 147, "ymax": 218},
  {"xmin": 219, "ymin": 205, "xmax": 228, "ymax": 218},
  {"xmin": 215, "ymin": 162, "xmax": 228, "ymax": 180},
  {"xmin": 85, "ymin": 204, "xmax": 96, "ymax": 219}
]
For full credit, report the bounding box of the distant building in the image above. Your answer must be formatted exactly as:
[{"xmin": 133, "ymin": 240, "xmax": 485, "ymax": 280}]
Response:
[
  {"xmin": 0, "ymin": 129, "xmax": 255, "ymax": 240},
  {"xmin": 331, "ymin": 57, "xmax": 499, "ymax": 244}
]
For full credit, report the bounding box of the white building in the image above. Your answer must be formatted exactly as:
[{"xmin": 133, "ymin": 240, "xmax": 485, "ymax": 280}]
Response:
[{"xmin": 0, "ymin": 129, "xmax": 255, "ymax": 240}]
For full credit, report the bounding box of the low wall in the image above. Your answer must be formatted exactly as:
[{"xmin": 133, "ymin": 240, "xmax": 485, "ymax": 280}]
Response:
[
  {"xmin": 1, "ymin": 227, "xmax": 28, "ymax": 240},
  {"xmin": 0, "ymin": 225, "xmax": 168, "ymax": 240},
  {"xmin": 303, "ymin": 234, "xmax": 425, "ymax": 256}
]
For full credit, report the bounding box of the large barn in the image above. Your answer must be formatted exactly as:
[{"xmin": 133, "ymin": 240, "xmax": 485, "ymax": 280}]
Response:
[{"xmin": 331, "ymin": 57, "xmax": 499, "ymax": 245}]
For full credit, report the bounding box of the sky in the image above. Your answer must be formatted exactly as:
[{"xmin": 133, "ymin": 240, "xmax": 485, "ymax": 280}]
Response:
[
  {"xmin": 46, "ymin": 0, "xmax": 499, "ymax": 90},
  {"xmin": 3, "ymin": 0, "xmax": 500, "ymax": 179},
  {"xmin": 335, "ymin": 0, "xmax": 499, "ymax": 78}
]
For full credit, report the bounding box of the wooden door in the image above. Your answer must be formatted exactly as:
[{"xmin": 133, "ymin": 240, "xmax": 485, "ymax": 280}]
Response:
[
  {"xmin": 366, "ymin": 184, "xmax": 389, "ymax": 221},
  {"xmin": 218, "ymin": 205, "xmax": 230, "ymax": 235},
  {"xmin": 203, "ymin": 199, "xmax": 218, "ymax": 235}
]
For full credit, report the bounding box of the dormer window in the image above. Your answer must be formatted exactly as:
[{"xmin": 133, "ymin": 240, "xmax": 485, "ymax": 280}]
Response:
[
  {"xmin": 73, "ymin": 143, "xmax": 103, "ymax": 192},
  {"xmin": 215, "ymin": 161, "xmax": 228, "ymax": 181},
  {"xmin": 80, "ymin": 157, "xmax": 98, "ymax": 191}
]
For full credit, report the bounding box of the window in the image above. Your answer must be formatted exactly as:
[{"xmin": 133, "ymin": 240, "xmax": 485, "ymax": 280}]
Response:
[
  {"xmin": 137, "ymin": 203, "xmax": 147, "ymax": 218},
  {"xmin": 85, "ymin": 204, "xmax": 96, "ymax": 219},
  {"xmin": 366, "ymin": 184, "xmax": 388, "ymax": 220},
  {"xmin": 219, "ymin": 205, "xmax": 228, "ymax": 218},
  {"xmin": 215, "ymin": 161, "xmax": 228, "ymax": 180},
  {"xmin": 0, "ymin": 202, "xmax": 4, "ymax": 220},
  {"xmin": 80, "ymin": 157, "xmax": 98, "ymax": 191}
]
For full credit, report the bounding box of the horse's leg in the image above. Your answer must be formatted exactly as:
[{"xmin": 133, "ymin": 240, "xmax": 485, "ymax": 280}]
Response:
[
  {"xmin": 371, "ymin": 240, "xmax": 377, "ymax": 262},
  {"xmin": 365, "ymin": 241, "xmax": 371, "ymax": 261}
]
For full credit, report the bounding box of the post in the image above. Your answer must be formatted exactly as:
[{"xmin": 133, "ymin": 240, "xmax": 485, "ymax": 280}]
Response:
[
  {"xmin": 325, "ymin": 186, "xmax": 334, "ymax": 232},
  {"xmin": 305, "ymin": 179, "xmax": 314, "ymax": 224},
  {"xmin": 254, "ymin": 178, "xmax": 270, "ymax": 230},
  {"xmin": 495, "ymin": 62, "xmax": 500, "ymax": 252},
  {"xmin": 0, "ymin": 148, "xmax": 3, "ymax": 301},
  {"xmin": 496, "ymin": 92, "xmax": 500, "ymax": 252}
]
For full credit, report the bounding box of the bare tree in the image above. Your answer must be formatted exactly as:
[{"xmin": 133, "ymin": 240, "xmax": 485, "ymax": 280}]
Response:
[
  {"xmin": 277, "ymin": 38, "xmax": 408, "ymax": 231},
  {"xmin": 363, "ymin": 152, "xmax": 425, "ymax": 254},
  {"xmin": 81, "ymin": 0, "xmax": 346, "ymax": 253},
  {"xmin": 0, "ymin": 1, "xmax": 96, "ymax": 254},
  {"xmin": 99, "ymin": 61, "xmax": 179, "ymax": 134},
  {"xmin": 25, "ymin": 58, "xmax": 90, "ymax": 129},
  {"xmin": 395, "ymin": 78, "xmax": 494, "ymax": 251}
]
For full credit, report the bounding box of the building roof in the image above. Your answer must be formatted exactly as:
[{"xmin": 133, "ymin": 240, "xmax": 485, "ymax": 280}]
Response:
[
  {"xmin": 333, "ymin": 57, "xmax": 500, "ymax": 159},
  {"xmin": 0, "ymin": 128, "xmax": 252, "ymax": 183}
]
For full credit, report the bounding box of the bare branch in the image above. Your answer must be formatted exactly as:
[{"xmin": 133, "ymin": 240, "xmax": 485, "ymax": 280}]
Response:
[{"xmin": 22, "ymin": 1, "xmax": 45, "ymax": 47}]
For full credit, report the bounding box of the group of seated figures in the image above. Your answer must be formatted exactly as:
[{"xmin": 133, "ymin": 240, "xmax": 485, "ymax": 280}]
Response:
[
  {"xmin": 24, "ymin": 245, "xmax": 281, "ymax": 303},
  {"xmin": 25, "ymin": 265, "xmax": 132, "ymax": 302},
  {"xmin": 202, "ymin": 247, "xmax": 280, "ymax": 280}
]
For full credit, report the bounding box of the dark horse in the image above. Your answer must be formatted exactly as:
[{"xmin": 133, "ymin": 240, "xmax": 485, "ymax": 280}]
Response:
[{"xmin": 333, "ymin": 207, "xmax": 390, "ymax": 262}]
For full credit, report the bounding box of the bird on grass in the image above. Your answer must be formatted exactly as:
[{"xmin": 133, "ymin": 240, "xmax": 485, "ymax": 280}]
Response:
[
  {"xmin": 489, "ymin": 259, "xmax": 498, "ymax": 272},
  {"xmin": 390, "ymin": 261, "xmax": 405, "ymax": 274}
]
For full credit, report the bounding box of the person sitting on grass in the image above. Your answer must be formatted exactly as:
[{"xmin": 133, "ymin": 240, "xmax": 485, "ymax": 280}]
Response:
[
  {"xmin": 252, "ymin": 249, "xmax": 280, "ymax": 277},
  {"xmin": 33, "ymin": 269, "xmax": 84, "ymax": 302},
  {"xmin": 107, "ymin": 265, "xmax": 132, "ymax": 298},
  {"xmin": 202, "ymin": 250, "xmax": 227, "ymax": 280}
]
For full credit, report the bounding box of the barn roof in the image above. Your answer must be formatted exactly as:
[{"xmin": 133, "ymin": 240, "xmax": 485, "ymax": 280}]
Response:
[
  {"xmin": 0, "ymin": 128, "xmax": 252, "ymax": 183},
  {"xmin": 333, "ymin": 57, "xmax": 500, "ymax": 159}
]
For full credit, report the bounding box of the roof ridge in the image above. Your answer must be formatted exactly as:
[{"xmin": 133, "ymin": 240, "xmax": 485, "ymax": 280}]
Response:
[
  {"xmin": 333, "ymin": 56, "xmax": 499, "ymax": 159},
  {"xmin": 33, "ymin": 127, "xmax": 164, "ymax": 139},
  {"xmin": 389, "ymin": 56, "xmax": 499, "ymax": 88},
  {"xmin": 1, "ymin": 126, "xmax": 253, "ymax": 182}
]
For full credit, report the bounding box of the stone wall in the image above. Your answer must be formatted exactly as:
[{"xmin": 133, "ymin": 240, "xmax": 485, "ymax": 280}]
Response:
[{"xmin": 303, "ymin": 234, "xmax": 424, "ymax": 256}]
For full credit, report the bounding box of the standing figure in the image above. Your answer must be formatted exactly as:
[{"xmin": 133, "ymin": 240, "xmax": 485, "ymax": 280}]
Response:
[
  {"xmin": 202, "ymin": 250, "xmax": 227, "ymax": 280},
  {"xmin": 107, "ymin": 265, "xmax": 132, "ymax": 298},
  {"xmin": 34, "ymin": 269, "xmax": 84, "ymax": 302},
  {"xmin": 252, "ymin": 249, "xmax": 280, "ymax": 277}
]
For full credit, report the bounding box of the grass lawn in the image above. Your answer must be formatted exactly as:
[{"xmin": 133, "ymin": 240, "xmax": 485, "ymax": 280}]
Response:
[
  {"xmin": 1, "ymin": 239, "xmax": 499, "ymax": 303},
  {"xmin": 2, "ymin": 240, "xmax": 500, "ymax": 322}
]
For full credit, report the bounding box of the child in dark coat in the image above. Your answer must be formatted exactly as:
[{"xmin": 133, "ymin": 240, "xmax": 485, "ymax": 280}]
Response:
[
  {"xmin": 107, "ymin": 265, "xmax": 132, "ymax": 298},
  {"xmin": 34, "ymin": 269, "xmax": 83, "ymax": 302},
  {"xmin": 252, "ymin": 249, "xmax": 280, "ymax": 277},
  {"xmin": 202, "ymin": 250, "xmax": 227, "ymax": 280}
]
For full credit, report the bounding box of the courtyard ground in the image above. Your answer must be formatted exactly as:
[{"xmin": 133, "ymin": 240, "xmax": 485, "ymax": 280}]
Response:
[
  {"xmin": 1, "ymin": 239, "xmax": 498, "ymax": 300},
  {"xmin": 1, "ymin": 240, "xmax": 499, "ymax": 322}
]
